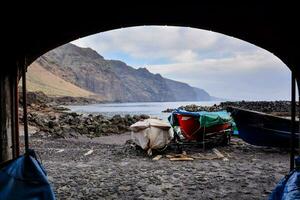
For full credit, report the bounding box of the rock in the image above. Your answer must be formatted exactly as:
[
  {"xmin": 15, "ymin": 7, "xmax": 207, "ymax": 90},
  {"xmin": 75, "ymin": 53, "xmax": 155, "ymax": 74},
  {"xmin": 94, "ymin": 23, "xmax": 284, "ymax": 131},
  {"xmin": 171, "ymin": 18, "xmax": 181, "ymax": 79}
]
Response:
[
  {"xmin": 117, "ymin": 124, "xmax": 127, "ymax": 131},
  {"xmin": 48, "ymin": 120, "xmax": 59, "ymax": 129},
  {"xmin": 70, "ymin": 112, "xmax": 80, "ymax": 118},
  {"xmin": 106, "ymin": 126, "xmax": 119, "ymax": 134},
  {"xmin": 111, "ymin": 115, "xmax": 123, "ymax": 123},
  {"xmin": 162, "ymin": 108, "xmax": 176, "ymax": 113},
  {"xmin": 49, "ymin": 114, "xmax": 57, "ymax": 120},
  {"xmin": 220, "ymin": 101, "xmax": 295, "ymax": 115},
  {"xmin": 124, "ymin": 114, "xmax": 131, "ymax": 119},
  {"xmin": 140, "ymin": 114, "xmax": 150, "ymax": 119},
  {"xmin": 133, "ymin": 115, "xmax": 140, "ymax": 120},
  {"xmin": 19, "ymin": 90, "xmax": 52, "ymax": 106},
  {"xmin": 162, "ymin": 101, "xmax": 297, "ymax": 116}
]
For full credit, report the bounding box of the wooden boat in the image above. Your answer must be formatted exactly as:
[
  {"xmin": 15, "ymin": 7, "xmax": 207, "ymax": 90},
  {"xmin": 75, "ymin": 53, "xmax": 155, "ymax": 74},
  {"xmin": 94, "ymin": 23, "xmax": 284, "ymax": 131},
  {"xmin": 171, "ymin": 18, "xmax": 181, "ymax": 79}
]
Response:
[
  {"xmin": 169, "ymin": 110, "xmax": 233, "ymax": 146},
  {"xmin": 226, "ymin": 106, "xmax": 300, "ymax": 148},
  {"xmin": 175, "ymin": 113, "xmax": 232, "ymax": 141}
]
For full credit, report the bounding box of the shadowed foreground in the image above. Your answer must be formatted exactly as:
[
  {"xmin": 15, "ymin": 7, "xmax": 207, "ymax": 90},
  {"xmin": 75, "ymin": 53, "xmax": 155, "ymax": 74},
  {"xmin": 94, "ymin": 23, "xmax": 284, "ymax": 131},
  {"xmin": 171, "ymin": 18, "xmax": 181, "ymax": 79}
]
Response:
[{"xmin": 29, "ymin": 134, "xmax": 289, "ymax": 199}]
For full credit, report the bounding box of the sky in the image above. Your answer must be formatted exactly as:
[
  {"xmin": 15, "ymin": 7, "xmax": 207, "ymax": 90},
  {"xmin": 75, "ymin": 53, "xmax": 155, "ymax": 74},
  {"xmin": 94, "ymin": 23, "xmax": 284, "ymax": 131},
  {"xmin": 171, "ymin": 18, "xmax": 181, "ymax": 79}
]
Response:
[{"xmin": 72, "ymin": 26, "xmax": 292, "ymax": 101}]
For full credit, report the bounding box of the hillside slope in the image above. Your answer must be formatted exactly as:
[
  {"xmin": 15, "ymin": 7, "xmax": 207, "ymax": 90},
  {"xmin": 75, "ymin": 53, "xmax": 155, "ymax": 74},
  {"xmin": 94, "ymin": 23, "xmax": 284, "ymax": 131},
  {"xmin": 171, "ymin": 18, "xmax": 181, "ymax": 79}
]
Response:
[{"xmin": 26, "ymin": 62, "xmax": 103, "ymax": 99}]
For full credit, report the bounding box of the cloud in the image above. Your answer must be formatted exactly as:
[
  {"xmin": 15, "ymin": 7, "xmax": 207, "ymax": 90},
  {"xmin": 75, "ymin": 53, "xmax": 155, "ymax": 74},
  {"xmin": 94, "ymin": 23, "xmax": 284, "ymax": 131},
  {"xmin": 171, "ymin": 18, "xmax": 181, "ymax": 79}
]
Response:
[
  {"xmin": 146, "ymin": 50, "xmax": 290, "ymax": 100},
  {"xmin": 171, "ymin": 50, "xmax": 199, "ymax": 63},
  {"xmin": 72, "ymin": 26, "xmax": 221, "ymax": 64},
  {"xmin": 71, "ymin": 26, "xmax": 291, "ymax": 100}
]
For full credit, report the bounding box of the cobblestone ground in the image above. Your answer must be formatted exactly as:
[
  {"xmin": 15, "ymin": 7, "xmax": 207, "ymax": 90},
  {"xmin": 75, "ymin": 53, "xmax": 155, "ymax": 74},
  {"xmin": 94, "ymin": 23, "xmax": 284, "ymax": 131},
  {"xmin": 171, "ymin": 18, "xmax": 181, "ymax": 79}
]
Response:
[{"xmin": 29, "ymin": 135, "xmax": 289, "ymax": 200}]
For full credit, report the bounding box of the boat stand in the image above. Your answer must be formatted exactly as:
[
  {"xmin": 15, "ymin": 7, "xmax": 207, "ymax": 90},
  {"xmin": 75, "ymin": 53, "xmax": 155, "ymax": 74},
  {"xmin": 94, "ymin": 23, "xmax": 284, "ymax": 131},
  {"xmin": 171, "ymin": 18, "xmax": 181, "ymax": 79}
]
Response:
[{"xmin": 171, "ymin": 128, "xmax": 232, "ymax": 153}]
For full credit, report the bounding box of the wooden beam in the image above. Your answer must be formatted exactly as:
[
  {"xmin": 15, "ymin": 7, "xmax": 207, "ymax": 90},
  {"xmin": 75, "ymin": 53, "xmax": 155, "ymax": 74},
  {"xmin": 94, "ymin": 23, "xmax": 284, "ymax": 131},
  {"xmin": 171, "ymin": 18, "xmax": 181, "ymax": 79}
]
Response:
[
  {"xmin": 22, "ymin": 61, "xmax": 29, "ymax": 153},
  {"xmin": 290, "ymin": 72, "xmax": 296, "ymax": 171},
  {"xmin": 10, "ymin": 66, "xmax": 20, "ymax": 158},
  {"xmin": 0, "ymin": 71, "xmax": 13, "ymax": 163},
  {"xmin": 15, "ymin": 66, "xmax": 20, "ymax": 157},
  {"xmin": 10, "ymin": 68, "xmax": 16, "ymax": 158}
]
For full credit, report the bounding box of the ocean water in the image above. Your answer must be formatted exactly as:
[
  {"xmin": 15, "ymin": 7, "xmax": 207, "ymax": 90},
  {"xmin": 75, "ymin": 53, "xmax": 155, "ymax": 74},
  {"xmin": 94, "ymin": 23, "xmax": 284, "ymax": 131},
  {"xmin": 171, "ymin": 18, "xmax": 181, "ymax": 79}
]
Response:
[{"xmin": 65, "ymin": 101, "xmax": 221, "ymax": 121}]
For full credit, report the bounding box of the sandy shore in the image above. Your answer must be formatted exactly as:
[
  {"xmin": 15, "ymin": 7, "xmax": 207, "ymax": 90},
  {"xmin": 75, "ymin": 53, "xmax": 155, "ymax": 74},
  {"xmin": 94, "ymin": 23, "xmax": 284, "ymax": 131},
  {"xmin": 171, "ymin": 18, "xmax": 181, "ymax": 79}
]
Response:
[{"xmin": 25, "ymin": 134, "xmax": 290, "ymax": 200}]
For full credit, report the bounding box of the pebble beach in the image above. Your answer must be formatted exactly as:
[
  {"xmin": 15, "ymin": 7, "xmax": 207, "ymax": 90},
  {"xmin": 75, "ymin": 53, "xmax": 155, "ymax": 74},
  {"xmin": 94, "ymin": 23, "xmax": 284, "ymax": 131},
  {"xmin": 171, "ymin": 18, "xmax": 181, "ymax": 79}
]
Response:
[
  {"xmin": 18, "ymin": 98, "xmax": 297, "ymax": 199},
  {"xmin": 27, "ymin": 133, "xmax": 290, "ymax": 199}
]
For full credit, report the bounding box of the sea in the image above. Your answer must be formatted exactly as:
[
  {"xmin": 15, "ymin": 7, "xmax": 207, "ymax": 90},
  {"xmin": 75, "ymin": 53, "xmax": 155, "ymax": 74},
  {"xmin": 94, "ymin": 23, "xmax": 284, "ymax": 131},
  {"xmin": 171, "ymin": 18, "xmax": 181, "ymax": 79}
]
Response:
[{"xmin": 65, "ymin": 101, "xmax": 221, "ymax": 121}]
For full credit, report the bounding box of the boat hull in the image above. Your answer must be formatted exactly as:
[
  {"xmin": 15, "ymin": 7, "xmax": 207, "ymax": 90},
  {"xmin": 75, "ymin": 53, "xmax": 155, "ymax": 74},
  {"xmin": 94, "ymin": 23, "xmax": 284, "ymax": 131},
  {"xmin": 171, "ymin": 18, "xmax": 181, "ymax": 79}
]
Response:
[
  {"xmin": 227, "ymin": 106, "xmax": 299, "ymax": 148},
  {"xmin": 176, "ymin": 114, "xmax": 231, "ymax": 141}
]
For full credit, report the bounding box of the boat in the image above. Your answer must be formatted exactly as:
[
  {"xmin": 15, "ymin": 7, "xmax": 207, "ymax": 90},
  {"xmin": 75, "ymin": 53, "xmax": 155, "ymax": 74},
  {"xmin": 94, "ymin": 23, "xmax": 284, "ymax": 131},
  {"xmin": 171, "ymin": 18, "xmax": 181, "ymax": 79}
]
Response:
[
  {"xmin": 226, "ymin": 106, "xmax": 300, "ymax": 148},
  {"xmin": 168, "ymin": 109, "xmax": 233, "ymax": 145}
]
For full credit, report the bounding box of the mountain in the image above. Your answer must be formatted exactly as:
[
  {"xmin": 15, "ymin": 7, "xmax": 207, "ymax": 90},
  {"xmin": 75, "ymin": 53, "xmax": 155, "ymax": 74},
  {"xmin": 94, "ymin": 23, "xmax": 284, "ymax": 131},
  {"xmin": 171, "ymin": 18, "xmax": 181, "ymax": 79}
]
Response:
[
  {"xmin": 30, "ymin": 43, "xmax": 212, "ymax": 102},
  {"xmin": 164, "ymin": 79, "xmax": 209, "ymax": 101},
  {"xmin": 26, "ymin": 61, "xmax": 102, "ymax": 99},
  {"xmin": 193, "ymin": 87, "xmax": 211, "ymax": 101}
]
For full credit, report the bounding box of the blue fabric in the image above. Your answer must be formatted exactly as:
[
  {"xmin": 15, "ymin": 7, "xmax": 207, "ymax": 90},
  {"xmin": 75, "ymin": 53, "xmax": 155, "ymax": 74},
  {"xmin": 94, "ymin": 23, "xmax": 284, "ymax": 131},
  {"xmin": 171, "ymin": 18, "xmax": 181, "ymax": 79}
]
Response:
[
  {"xmin": 269, "ymin": 171, "xmax": 293, "ymax": 200},
  {"xmin": 269, "ymin": 157, "xmax": 300, "ymax": 200},
  {"xmin": 0, "ymin": 151, "xmax": 56, "ymax": 200},
  {"xmin": 281, "ymin": 171, "xmax": 300, "ymax": 199}
]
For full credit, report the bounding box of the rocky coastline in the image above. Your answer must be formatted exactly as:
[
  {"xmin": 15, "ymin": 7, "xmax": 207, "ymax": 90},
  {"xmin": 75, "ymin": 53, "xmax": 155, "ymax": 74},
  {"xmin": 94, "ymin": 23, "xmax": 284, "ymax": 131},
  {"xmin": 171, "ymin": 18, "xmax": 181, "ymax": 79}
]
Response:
[
  {"xmin": 19, "ymin": 91, "xmax": 150, "ymax": 138},
  {"xmin": 21, "ymin": 91, "xmax": 298, "ymax": 139},
  {"xmin": 162, "ymin": 100, "xmax": 298, "ymax": 117},
  {"xmin": 19, "ymin": 90, "xmax": 104, "ymax": 106},
  {"xmin": 18, "ymin": 91, "xmax": 293, "ymax": 199},
  {"xmin": 20, "ymin": 103, "xmax": 149, "ymax": 139}
]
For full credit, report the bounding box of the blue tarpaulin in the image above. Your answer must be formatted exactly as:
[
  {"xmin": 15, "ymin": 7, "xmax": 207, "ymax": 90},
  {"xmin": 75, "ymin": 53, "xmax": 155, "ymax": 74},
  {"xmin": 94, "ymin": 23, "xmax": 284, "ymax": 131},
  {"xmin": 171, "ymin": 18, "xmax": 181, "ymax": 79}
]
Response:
[
  {"xmin": 269, "ymin": 157, "xmax": 300, "ymax": 200},
  {"xmin": 0, "ymin": 150, "xmax": 56, "ymax": 200},
  {"xmin": 168, "ymin": 109, "xmax": 234, "ymax": 128}
]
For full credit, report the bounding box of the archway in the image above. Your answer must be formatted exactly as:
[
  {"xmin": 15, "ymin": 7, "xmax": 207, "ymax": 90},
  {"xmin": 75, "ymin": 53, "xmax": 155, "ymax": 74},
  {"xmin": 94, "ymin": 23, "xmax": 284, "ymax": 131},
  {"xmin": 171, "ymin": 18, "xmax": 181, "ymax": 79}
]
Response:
[
  {"xmin": 19, "ymin": 25, "xmax": 298, "ymax": 198},
  {"xmin": 1, "ymin": 3, "xmax": 300, "ymax": 198}
]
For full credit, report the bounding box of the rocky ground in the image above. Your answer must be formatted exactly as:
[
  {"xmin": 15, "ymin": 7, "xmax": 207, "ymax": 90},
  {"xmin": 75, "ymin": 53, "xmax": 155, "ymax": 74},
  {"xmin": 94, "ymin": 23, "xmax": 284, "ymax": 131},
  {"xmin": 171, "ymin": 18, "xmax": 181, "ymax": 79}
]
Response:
[
  {"xmin": 26, "ymin": 134, "xmax": 290, "ymax": 200},
  {"xmin": 20, "ymin": 103, "xmax": 149, "ymax": 139},
  {"xmin": 23, "ymin": 99, "xmax": 296, "ymax": 139},
  {"xmin": 162, "ymin": 101, "xmax": 298, "ymax": 117},
  {"xmin": 19, "ymin": 90, "xmax": 104, "ymax": 106},
  {"xmin": 18, "ymin": 92, "xmax": 295, "ymax": 199},
  {"xmin": 22, "ymin": 92, "xmax": 297, "ymax": 140}
]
